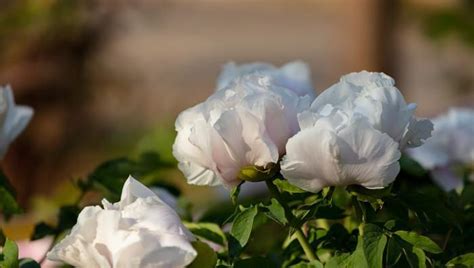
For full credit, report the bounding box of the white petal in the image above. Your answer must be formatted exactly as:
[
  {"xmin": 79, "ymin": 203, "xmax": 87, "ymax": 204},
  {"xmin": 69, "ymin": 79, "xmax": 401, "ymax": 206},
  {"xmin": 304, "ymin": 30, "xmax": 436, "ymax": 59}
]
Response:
[
  {"xmin": 118, "ymin": 176, "xmax": 157, "ymax": 207},
  {"xmin": 406, "ymin": 108, "xmax": 473, "ymax": 170},
  {"xmin": 47, "ymin": 207, "xmax": 111, "ymax": 268},
  {"xmin": 430, "ymin": 166, "xmax": 463, "ymax": 192},
  {"xmin": 281, "ymin": 127, "xmax": 340, "ymax": 193},
  {"xmin": 276, "ymin": 61, "xmax": 315, "ymax": 98},
  {"xmin": 400, "ymin": 118, "xmax": 433, "ymax": 149},
  {"xmin": 151, "ymin": 187, "xmax": 179, "ymax": 212},
  {"xmin": 177, "ymin": 161, "xmax": 223, "ymax": 187},
  {"xmin": 310, "ymin": 79, "xmax": 358, "ymax": 112},
  {"xmin": 336, "ymin": 117, "xmax": 401, "ymax": 188},
  {"xmin": 235, "ymin": 107, "xmax": 279, "ymax": 166},
  {"xmin": 215, "ymin": 61, "xmax": 315, "ymax": 98},
  {"xmin": 216, "ymin": 62, "xmax": 274, "ymax": 90},
  {"xmin": 0, "ymin": 86, "xmax": 33, "ymax": 158},
  {"xmin": 341, "ymin": 71, "xmax": 395, "ymax": 88},
  {"xmin": 281, "ymin": 116, "xmax": 400, "ymax": 192}
]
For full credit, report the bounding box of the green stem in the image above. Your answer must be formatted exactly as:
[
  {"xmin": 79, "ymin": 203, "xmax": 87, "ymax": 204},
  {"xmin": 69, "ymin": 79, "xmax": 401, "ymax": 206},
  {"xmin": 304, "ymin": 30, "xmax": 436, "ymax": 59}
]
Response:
[
  {"xmin": 443, "ymin": 228, "xmax": 453, "ymax": 250},
  {"xmin": 294, "ymin": 228, "xmax": 318, "ymax": 262},
  {"xmin": 265, "ymin": 179, "xmax": 317, "ymax": 261}
]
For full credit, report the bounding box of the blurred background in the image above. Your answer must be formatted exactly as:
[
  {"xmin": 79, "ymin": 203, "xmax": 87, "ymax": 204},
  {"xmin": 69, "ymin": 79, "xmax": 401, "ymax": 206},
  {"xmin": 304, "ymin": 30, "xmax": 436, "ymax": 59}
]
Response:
[{"xmin": 1, "ymin": 0, "xmax": 473, "ymax": 238}]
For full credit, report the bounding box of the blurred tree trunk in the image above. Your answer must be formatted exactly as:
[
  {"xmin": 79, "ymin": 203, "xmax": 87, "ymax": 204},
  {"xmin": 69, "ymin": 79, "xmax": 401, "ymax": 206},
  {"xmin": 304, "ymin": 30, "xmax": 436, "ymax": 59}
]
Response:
[{"xmin": 375, "ymin": 0, "xmax": 401, "ymax": 81}]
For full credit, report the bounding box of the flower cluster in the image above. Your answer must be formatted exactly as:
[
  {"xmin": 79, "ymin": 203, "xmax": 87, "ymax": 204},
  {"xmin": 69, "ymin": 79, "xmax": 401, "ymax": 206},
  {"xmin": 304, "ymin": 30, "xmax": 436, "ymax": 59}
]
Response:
[
  {"xmin": 35, "ymin": 61, "xmax": 474, "ymax": 268},
  {"xmin": 174, "ymin": 65, "xmax": 432, "ymax": 193}
]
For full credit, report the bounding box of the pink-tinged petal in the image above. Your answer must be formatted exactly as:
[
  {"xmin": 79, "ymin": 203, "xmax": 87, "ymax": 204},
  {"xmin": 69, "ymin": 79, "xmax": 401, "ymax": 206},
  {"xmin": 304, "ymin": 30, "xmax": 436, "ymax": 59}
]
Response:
[{"xmin": 174, "ymin": 72, "xmax": 308, "ymax": 188}]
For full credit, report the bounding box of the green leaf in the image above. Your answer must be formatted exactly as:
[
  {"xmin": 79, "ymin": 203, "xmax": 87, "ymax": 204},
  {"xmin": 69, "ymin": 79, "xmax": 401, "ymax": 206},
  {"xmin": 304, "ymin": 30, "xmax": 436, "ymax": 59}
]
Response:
[
  {"xmin": 348, "ymin": 185, "xmax": 390, "ymax": 211},
  {"xmin": 234, "ymin": 256, "xmax": 277, "ymax": 268},
  {"xmin": 324, "ymin": 253, "xmax": 351, "ymax": 268},
  {"xmin": 187, "ymin": 241, "xmax": 217, "ymax": 268},
  {"xmin": 388, "ymin": 235, "xmax": 428, "ymax": 268},
  {"xmin": 314, "ymin": 204, "xmax": 346, "ymax": 220},
  {"xmin": 273, "ymin": 179, "xmax": 306, "ymax": 194},
  {"xmin": 184, "ymin": 222, "xmax": 227, "ymax": 246},
  {"xmin": 360, "ymin": 224, "xmax": 388, "ymax": 268},
  {"xmin": 400, "ymin": 190, "xmax": 460, "ymax": 230},
  {"xmin": 0, "ymin": 171, "xmax": 21, "ymax": 220},
  {"xmin": 394, "ymin": 231, "xmax": 442, "ymax": 254},
  {"xmin": 230, "ymin": 206, "xmax": 259, "ymax": 248},
  {"xmin": 333, "ymin": 224, "xmax": 387, "ymax": 268},
  {"xmin": 262, "ymin": 198, "xmax": 288, "ymax": 225},
  {"xmin": 446, "ymin": 253, "xmax": 474, "ymax": 267},
  {"xmin": 57, "ymin": 205, "xmax": 80, "ymax": 232},
  {"xmin": 19, "ymin": 259, "xmax": 40, "ymax": 268},
  {"xmin": 1, "ymin": 238, "xmax": 19, "ymax": 268},
  {"xmin": 289, "ymin": 260, "xmax": 324, "ymax": 268},
  {"xmin": 461, "ymin": 184, "xmax": 474, "ymax": 204},
  {"xmin": 87, "ymin": 152, "xmax": 169, "ymax": 200},
  {"xmin": 404, "ymin": 246, "xmax": 426, "ymax": 268},
  {"xmin": 228, "ymin": 206, "xmax": 259, "ymax": 258},
  {"xmin": 399, "ymin": 154, "xmax": 428, "ymax": 177},
  {"xmin": 385, "ymin": 236, "xmax": 403, "ymax": 266},
  {"xmin": 320, "ymin": 224, "xmax": 356, "ymax": 252}
]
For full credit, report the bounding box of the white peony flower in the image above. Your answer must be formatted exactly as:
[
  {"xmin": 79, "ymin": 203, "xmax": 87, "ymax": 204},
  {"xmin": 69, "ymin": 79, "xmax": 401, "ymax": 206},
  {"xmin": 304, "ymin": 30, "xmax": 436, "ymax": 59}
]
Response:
[
  {"xmin": 47, "ymin": 176, "xmax": 197, "ymax": 268},
  {"xmin": 281, "ymin": 71, "xmax": 432, "ymax": 193},
  {"xmin": 407, "ymin": 108, "xmax": 474, "ymax": 191},
  {"xmin": 0, "ymin": 85, "xmax": 33, "ymax": 158},
  {"xmin": 173, "ymin": 74, "xmax": 312, "ymax": 188},
  {"xmin": 309, "ymin": 71, "xmax": 433, "ymax": 149},
  {"xmin": 216, "ymin": 61, "xmax": 316, "ymax": 99}
]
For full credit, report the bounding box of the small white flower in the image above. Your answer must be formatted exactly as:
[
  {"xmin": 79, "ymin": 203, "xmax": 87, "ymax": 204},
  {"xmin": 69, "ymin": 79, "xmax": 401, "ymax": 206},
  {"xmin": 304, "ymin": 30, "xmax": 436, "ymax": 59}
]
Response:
[
  {"xmin": 0, "ymin": 85, "xmax": 33, "ymax": 158},
  {"xmin": 216, "ymin": 61, "xmax": 316, "ymax": 98},
  {"xmin": 281, "ymin": 71, "xmax": 432, "ymax": 193},
  {"xmin": 173, "ymin": 74, "xmax": 312, "ymax": 188},
  {"xmin": 47, "ymin": 176, "xmax": 197, "ymax": 268},
  {"xmin": 407, "ymin": 108, "xmax": 474, "ymax": 191}
]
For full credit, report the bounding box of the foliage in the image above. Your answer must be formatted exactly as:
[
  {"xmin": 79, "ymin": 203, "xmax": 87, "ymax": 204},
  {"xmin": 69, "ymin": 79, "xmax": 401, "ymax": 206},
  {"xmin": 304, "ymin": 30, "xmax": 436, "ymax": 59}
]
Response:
[
  {"xmin": 0, "ymin": 171, "xmax": 22, "ymax": 220},
  {"xmin": 1, "ymin": 150, "xmax": 474, "ymax": 267}
]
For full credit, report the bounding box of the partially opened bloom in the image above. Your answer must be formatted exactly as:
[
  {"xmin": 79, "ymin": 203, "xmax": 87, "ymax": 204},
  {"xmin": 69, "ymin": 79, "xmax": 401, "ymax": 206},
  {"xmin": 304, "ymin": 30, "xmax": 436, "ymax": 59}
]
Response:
[
  {"xmin": 281, "ymin": 71, "xmax": 432, "ymax": 192},
  {"xmin": 173, "ymin": 74, "xmax": 313, "ymax": 188},
  {"xmin": 0, "ymin": 85, "xmax": 33, "ymax": 158},
  {"xmin": 216, "ymin": 61, "xmax": 316, "ymax": 98},
  {"xmin": 407, "ymin": 108, "xmax": 474, "ymax": 191},
  {"xmin": 47, "ymin": 176, "xmax": 197, "ymax": 268}
]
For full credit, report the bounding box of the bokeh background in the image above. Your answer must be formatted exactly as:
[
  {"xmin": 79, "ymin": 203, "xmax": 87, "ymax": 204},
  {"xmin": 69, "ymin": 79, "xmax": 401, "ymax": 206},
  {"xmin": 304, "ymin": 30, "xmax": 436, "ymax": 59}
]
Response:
[{"xmin": 1, "ymin": 0, "xmax": 473, "ymax": 239}]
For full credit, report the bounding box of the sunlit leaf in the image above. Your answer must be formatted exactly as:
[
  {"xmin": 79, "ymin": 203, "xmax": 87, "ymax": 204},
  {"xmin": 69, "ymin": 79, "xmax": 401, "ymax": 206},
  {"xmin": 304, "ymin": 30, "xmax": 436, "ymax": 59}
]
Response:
[
  {"xmin": 394, "ymin": 231, "xmax": 442, "ymax": 254},
  {"xmin": 185, "ymin": 222, "xmax": 227, "ymax": 246}
]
